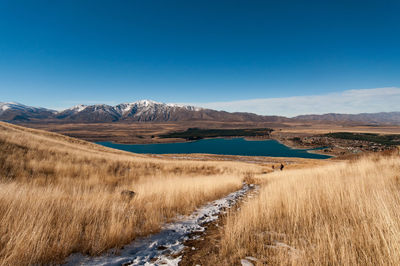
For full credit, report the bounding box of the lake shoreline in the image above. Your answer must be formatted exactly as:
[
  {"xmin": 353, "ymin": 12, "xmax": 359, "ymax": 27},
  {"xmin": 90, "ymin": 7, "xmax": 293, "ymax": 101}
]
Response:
[
  {"xmin": 272, "ymin": 137, "xmax": 334, "ymax": 157},
  {"xmin": 99, "ymin": 135, "xmax": 332, "ymax": 158},
  {"xmin": 96, "ymin": 137, "xmax": 332, "ymax": 159}
]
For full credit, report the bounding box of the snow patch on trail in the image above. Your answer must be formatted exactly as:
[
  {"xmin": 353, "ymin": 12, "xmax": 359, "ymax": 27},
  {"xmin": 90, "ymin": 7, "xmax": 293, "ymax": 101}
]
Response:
[{"xmin": 66, "ymin": 184, "xmax": 251, "ymax": 266}]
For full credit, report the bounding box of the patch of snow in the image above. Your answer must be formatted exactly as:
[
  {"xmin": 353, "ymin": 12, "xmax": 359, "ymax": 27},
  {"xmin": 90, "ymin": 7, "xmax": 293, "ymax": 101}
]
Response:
[
  {"xmin": 75, "ymin": 105, "xmax": 87, "ymax": 112},
  {"xmin": 165, "ymin": 103, "xmax": 202, "ymax": 111},
  {"xmin": 0, "ymin": 102, "xmax": 38, "ymax": 114},
  {"xmin": 137, "ymin": 99, "xmax": 159, "ymax": 106},
  {"xmin": 245, "ymin": 256, "xmax": 258, "ymax": 262},
  {"xmin": 0, "ymin": 102, "xmax": 24, "ymax": 110},
  {"xmin": 123, "ymin": 103, "xmax": 134, "ymax": 113},
  {"xmin": 62, "ymin": 104, "xmax": 87, "ymax": 113},
  {"xmin": 241, "ymin": 259, "xmax": 254, "ymax": 266},
  {"xmin": 66, "ymin": 184, "xmax": 251, "ymax": 266}
]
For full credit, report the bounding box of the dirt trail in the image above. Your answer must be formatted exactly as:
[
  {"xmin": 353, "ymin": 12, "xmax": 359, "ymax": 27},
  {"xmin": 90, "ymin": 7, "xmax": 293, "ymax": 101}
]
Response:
[
  {"xmin": 179, "ymin": 186, "xmax": 260, "ymax": 265},
  {"xmin": 66, "ymin": 183, "xmax": 255, "ymax": 266}
]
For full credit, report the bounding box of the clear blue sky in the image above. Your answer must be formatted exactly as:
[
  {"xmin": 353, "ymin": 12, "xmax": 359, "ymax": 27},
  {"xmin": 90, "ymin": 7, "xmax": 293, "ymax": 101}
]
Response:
[{"xmin": 0, "ymin": 0, "xmax": 399, "ymax": 110}]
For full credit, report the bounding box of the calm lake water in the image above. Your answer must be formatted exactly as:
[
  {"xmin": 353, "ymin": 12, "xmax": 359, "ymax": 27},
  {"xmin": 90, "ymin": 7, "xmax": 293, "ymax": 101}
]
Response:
[{"xmin": 97, "ymin": 138, "xmax": 331, "ymax": 159}]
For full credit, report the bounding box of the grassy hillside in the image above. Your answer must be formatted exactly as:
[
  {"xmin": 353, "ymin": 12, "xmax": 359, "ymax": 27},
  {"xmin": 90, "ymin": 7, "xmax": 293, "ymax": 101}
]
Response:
[
  {"xmin": 3, "ymin": 121, "xmax": 399, "ymax": 265},
  {"xmin": 212, "ymin": 152, "xmax": 400, "ymax": 265},
  {"xmin": 0, "ymin": 122, "xmax": 260, "ymax": 265}
]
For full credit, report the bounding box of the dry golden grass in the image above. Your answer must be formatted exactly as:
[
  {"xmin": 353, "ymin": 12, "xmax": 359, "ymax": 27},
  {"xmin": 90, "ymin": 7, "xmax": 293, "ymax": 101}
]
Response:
[
  {"xmin": 216, "ymin": 152, "xmax": 400, "ymax": 265},
  {"xmin": 0, "ymin": 122, "xmax": 261, "ymax": 265},
  {"xmin": 8, "ymin": 120, "xmax": 394, "ymax": 265}
]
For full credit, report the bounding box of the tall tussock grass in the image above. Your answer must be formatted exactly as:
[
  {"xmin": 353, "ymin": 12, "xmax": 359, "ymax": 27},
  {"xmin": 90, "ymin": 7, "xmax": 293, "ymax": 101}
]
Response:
[
  {"xmin": 217, "ymin": 152, "xmax": 400, "ymax": 265},
  {"xmin": 0, "ymin": 122, "xmax": 259, "ymax": 265}
]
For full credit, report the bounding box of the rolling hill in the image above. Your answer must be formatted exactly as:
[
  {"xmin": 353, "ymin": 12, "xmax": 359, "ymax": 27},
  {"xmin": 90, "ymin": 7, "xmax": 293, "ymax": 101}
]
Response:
[
  {"xmin": 0, "ymin": 121, "xmax": 257, "ymax": 264},
  {"xmin": 294, "ymin": 112, "xmax": 400, "ymax": 124}
]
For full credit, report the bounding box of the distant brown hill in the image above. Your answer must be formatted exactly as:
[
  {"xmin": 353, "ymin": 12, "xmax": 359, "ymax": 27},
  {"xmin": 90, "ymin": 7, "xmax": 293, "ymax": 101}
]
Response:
[{"xmin": 294, "ymin": 112, "xmax": 400, "ymax": 125}]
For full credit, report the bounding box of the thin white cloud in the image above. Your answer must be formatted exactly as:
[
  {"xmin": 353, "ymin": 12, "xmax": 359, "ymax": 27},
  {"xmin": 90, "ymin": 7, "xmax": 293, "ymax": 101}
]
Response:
[{"xmin": 188, "ymin": 87, "xmax": 400, "ymax": 117}]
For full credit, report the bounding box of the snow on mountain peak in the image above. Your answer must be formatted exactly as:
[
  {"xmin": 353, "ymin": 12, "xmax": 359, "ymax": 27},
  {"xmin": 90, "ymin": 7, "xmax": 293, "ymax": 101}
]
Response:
[
  {"xmin": 65, "ymin": 104, "xmax": 87, "ymax": 113},
  {"xmin": 75, "ymin": 105, "xmax": 87, "ymax": 112},
  {"xmin": 1, "ymin": 104, "xmax": 10, "ymax": 111},
  {"xmin": 135, "ymin": 99, "xmax": 159, "ymax": 106},
  {"xmin": 57, "ymin": 100, "xmax": 201, "ymax": 115},
  {"xmin": 0, "ymin": 102, "xmax": 29, "ymax": 112},
  {"xmin": 0, "ymin": 100, "xmax": 203, "ymax": 121},
  {"xmin": 0, "ymin": 102, "xmax": 57, "ymax": 119},
  {"xmin": 114, "ymin": 100, "xmax": 198, "ymax": 116}
]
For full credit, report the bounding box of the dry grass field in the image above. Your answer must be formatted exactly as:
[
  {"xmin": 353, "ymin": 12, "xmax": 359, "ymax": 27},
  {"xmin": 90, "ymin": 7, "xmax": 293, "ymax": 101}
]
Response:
[
  {"xmin": 2, "ymin": 120, "xmax": 399, "ymax": 265},
  {"xmin": 213, "ymin": 151, "xmax": 400, "ymax": 265},
  {"xmin": 19, "ymin": 121, "xmax": 286, "ymax": 144},
  {"xmin": 0, "ymin": 122, "xmax": 261, "ymax": 265}
]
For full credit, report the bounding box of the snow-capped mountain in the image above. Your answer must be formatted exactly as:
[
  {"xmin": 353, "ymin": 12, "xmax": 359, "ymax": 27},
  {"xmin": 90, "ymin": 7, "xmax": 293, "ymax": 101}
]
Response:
[
  {"xmin": 116, "ymin": 100, "xmax": 203, "ymax": 121},
  {"xmin": 56, "ymin": 104, "xmax": 121, "ymax": 122},
  {"xmin": 1, "ymin": 100, "xmax": 399, "ymax": 124},
  {"xmin": 0, "ymin": 102, "xmax": 56, "ymax": 121},
  {"xmin": 0, "ymin": 100, "xmax": 216, "ymax": 123},
  {"xmin": 116, "ymin": 100, "xmax": 201, "ymax": 116},
  {"xmin": 54, "ymin": 100, "xmax": 207, "ymax": 122}
]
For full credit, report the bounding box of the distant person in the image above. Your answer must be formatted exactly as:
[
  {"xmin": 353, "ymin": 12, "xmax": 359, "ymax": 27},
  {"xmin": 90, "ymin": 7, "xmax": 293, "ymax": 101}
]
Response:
[
  {"xmin": 280, "ymin": 163, "xmax": 284, "ymax": 171},
  {"xmin": 272, "ymin": 165, "xmax": 275, "ymax": 170}
]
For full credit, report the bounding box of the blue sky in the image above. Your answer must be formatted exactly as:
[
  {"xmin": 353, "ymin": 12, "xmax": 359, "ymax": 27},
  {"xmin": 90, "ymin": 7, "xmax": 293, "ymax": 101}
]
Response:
[{"xmin": 0, "ymin": 0, "xmax": 399, "ymax": 114}]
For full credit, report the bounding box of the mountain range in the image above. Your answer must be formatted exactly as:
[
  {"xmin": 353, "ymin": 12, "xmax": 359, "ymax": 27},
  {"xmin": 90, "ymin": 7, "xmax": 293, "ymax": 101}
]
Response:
[
  {"xmin": 1, "ymin": 100, "xmax": 400, "ymax": 125},
  {"xmin": 0, "ymin": 100, "xmax": 288, "ymax": 123}
]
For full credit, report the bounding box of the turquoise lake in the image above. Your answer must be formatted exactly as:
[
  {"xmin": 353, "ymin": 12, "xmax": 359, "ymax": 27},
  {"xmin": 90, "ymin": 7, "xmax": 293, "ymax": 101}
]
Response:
[{"xmin": 97, "ymin": 138, "xmax": 331, "ymax": 159}]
